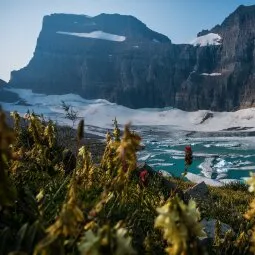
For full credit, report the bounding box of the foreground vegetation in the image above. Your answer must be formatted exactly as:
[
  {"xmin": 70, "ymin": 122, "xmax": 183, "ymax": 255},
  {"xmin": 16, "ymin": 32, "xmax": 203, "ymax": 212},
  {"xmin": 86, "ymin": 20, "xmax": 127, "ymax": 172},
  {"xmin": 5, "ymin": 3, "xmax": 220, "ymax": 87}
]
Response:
[{"xmin": 1, "ymin": 110, "xmax": 255, "ymax": 254}]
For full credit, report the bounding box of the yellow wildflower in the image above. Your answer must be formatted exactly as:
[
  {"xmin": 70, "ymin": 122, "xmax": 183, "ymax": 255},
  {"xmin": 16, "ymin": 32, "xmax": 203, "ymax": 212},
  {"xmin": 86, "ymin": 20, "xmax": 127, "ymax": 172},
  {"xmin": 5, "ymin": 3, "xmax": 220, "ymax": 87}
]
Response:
[
  {"xmin": 155, "ymin": 196, "xmax": 206, "ymax": 255},
  {"xmin": 247, "ymin": 173, "xmax": 255, "ymax": 193}
]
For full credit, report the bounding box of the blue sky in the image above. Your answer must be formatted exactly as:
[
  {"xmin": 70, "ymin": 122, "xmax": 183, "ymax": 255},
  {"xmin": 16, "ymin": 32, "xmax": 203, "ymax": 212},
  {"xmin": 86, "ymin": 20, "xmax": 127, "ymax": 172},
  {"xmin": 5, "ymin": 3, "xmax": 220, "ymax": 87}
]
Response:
[{"xmin": 1, "ymin": 0, "xmax": 255, "ymax": 82}]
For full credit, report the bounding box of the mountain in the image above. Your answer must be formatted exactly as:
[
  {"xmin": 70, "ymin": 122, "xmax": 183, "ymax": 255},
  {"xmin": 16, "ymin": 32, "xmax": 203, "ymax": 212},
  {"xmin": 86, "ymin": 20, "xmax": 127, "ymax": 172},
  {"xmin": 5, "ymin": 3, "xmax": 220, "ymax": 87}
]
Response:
[
  {"xmin": 194, "ymin": 4, "xmax": 255, "ymax": 110},
  {"xmin": 0, "ymin": 79, "xmax": 19, "ymax": 103},
  {"xmin": 8, "ymin": 5, "xmax": 255, "ymax": 111},
  {"xmin": 0, "ymin": 79, "xmax": 6, "ymax": 87}
]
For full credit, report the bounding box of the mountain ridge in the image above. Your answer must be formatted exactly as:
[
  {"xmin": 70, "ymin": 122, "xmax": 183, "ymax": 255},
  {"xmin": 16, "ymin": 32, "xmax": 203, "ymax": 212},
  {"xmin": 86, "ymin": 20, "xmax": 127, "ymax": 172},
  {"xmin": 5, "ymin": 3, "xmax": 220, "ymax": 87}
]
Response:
[{"xmin": 8, "ymin": 4, "xmax": 255, "ymax": 111}]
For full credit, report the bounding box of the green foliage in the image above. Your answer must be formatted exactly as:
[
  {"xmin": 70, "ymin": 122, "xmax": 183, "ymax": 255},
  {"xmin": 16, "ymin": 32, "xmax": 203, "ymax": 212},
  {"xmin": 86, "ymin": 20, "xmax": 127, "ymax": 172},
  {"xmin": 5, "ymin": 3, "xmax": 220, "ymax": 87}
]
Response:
[
  {"xmin": 113, "ymin": 117, "xmax": 121, "ymax": 142},
  {"xmin": 0, "ymin": 111, "xmax": 17, "ymax": 207},
  {"xmin": 0, "ymin": 110, "xmax": 255, "ymax": 255},
  {"xmin": 200, "ymin": 185, "xmax": 253, "ymax": 230},
  {"xmin": 0, "ymin": 221, "xmax": 45, "ymax": 255},
  {"xmin": 223, "ymin": 181, "xmax": 249, "ymax": 192},
  {"xmin": 77, "ymin": 119, "xmax": 84, "ymax": 142},
  {"xmin": 61, "ymin": 101, "xmax": 79, "ymax": 127}
]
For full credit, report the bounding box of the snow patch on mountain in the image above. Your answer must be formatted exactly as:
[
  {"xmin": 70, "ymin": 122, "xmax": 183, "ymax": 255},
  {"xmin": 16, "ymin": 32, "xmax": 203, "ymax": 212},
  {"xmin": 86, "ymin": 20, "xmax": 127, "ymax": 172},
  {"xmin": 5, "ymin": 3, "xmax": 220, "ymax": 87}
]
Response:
[
  {"xmin": 57, "ymin": 30, "xmax": 126, "ymax": 42},
  {"xmin": 153, "ymin": 39, "xmax": 160, "ymax": 43},
  {"xmin": 201, "ymin": 73, "xmax": 222, "ymax": 76},
  {"xmin": 190, "ymin": 33, "xmax": 222, "ymax": 47}
]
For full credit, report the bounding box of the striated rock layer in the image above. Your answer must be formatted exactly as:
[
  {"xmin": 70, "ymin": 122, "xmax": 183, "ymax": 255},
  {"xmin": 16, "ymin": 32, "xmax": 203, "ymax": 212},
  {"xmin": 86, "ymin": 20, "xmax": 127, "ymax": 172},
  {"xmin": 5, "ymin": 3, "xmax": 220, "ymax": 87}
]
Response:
[{"xmin": 8, "ymin": 5, "xmax": 255, "ymax": 111}]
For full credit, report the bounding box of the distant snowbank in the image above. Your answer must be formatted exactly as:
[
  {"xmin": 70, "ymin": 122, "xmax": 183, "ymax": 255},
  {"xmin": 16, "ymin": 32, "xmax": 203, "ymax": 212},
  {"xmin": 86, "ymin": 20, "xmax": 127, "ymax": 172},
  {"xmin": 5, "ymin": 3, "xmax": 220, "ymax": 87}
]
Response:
[
  {"xmin": 190, "ymin": 33, "xmax": 222, "ymax": 47},
  {"xmin": 201, "ymin": 73, "xmax": 222, "ymax": 76},
  {"xmin": 57, "ymin": 30, "xmax": 126, "ymax": 42},
  {"xmin": 186, "ymin": 172, "xmax": 223, "ymax": 186},
  {"xmin": 1, "ymin": 88, "xmax": 255, "ymax": 133},
  {"xmin": 186, "ymin": 172, "xmax": 245, "ymax": 187}
]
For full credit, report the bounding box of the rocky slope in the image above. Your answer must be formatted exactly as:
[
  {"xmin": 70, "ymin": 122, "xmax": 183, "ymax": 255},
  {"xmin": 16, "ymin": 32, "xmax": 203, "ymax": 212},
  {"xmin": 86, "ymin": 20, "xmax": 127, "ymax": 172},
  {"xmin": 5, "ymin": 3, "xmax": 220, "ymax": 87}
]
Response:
[
  {"xmin": 8, "ymin": 5, "xmax": 255, "ymax": 111},
  {"xmin": 0, "ymin": 79, "xmax": 19, "ymax": 103}
]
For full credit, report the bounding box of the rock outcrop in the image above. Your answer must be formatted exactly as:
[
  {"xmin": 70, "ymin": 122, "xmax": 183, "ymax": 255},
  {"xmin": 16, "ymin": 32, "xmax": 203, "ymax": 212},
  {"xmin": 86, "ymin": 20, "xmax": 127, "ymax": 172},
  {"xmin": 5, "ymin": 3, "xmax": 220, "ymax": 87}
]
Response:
[
  {"xmin": 0, "ymin": 79, "xmax": 19, "ymax": 103},
  {"xmin": 184, "ymin": 181, "xmax": 209, "ymax": 201},
  {"xmin": 8, "ymin": 5, "xmax": 255, "ymax": 111}
]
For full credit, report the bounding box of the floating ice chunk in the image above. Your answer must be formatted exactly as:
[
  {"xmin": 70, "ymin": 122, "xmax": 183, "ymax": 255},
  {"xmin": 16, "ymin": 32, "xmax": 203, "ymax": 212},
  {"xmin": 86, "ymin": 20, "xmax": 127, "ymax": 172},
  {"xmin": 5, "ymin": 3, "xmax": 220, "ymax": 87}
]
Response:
[
  {"xmin": 149, "ymin": 158, "xmax": 165, "ymax": 162},
  {"xmin": 213, "ymin": 142, "xmax": 241, "ymax": 148},
  {"xmin": 199, "ymin": 158, "xmax": 215, "ymax": 178},
  {"xmin": 186, "ymin": 172, "xmax": 223, "ymax": 187},
  {"xmin": 138, "ymin": 154, "xmax": 151, "ymax": 161},
  {"xmin": 158, "ymin": 170, "xmax": 172, "ymax": 177},
  {"xmin": 233, "ymin": 160, "xmax": 253, "ymax": 166},
  {"xmin": 219, "ymin": 179, "xmax": 244, "ymax": 185},
  {"xmin": 228, "ymin": 165, "xmax": 255, "ymax": 170},
  {"xmin": 216, "ymin": 173, "xmax": 228, "ymax": 180},
  {"xmin": 214, "ymin": 159, "xmax": 232, "ymax": 168},
  {"xmin": 149, "ymin": 162, "xmax": 175, "ymax": 167},
  {"xmin": 172, "ymin": 156, "xmax": 183, "ymax": 160}
]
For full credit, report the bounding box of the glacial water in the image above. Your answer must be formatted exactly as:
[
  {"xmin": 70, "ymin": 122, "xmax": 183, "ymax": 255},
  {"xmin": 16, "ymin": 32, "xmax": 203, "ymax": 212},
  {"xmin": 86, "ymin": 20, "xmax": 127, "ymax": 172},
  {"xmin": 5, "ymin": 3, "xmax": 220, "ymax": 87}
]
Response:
[{"xmin": 135, "ymin": 126, "xmax": 255, "ymax": 184}]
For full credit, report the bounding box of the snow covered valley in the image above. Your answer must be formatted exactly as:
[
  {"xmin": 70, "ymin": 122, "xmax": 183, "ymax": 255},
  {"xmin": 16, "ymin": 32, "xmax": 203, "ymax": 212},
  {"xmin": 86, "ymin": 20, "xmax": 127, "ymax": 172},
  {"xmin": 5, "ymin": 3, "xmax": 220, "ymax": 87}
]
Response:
[{"xmin": 1, "ymin": 88, "xmax": 255, "ymax": 186}]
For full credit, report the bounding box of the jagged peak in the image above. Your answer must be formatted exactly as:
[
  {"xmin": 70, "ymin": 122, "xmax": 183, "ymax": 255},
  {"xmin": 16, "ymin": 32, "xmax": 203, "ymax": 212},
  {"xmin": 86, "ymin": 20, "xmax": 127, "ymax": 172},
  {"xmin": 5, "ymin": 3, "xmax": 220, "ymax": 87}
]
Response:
[
  {"xmin": 95, "ymin": 12, "xmax": 139, "ymax": 20},
  {"xmin": 234, "ymin": 4, "xmax": 255, "ymax": 13},
  {"xmin": 196, "ymin": 4, "xmax": 255, "ymax": 38},
  {"xmin": 0, "ymin": 79, "xmax": 7, "ymax": 86},
  {"xmin": 219, "ymin": 4, "xmax": 255, "ymax": 27}
]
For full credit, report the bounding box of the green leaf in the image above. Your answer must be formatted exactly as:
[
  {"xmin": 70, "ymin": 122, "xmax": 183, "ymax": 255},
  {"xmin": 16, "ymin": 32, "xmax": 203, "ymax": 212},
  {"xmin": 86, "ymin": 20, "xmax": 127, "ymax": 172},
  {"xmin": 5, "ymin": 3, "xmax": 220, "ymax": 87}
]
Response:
[
  {"xmin": 16, "ymin": 223, "xmax": 29, "ymax": 250},
  {"xmin": 0, "ymin": 227, "xmax": 12, "ymax": 254}
]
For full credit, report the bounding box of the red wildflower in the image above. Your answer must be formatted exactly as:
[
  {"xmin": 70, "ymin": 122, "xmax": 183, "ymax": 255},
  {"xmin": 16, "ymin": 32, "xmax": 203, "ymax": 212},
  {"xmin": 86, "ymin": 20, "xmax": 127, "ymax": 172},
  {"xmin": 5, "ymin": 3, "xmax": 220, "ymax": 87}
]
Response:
[
  {"xmin": 185, "ymin": 145, "xmax": 193, "ymax": 166},
  {"xmin": 185, "ymin": 146, "xmax": 192, "ymax": 151},
  {"xmin": 139, "ymin": 169, "xmax": 149, "ymax": 183}
]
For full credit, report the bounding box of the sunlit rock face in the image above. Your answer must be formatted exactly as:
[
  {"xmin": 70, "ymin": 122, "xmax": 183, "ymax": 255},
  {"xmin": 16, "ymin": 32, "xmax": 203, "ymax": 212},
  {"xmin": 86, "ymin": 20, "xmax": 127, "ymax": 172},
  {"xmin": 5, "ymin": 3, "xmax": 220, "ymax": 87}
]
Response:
[{"xmin": 9, "ymin": 5, "xmax": 255, "ymax": 111}]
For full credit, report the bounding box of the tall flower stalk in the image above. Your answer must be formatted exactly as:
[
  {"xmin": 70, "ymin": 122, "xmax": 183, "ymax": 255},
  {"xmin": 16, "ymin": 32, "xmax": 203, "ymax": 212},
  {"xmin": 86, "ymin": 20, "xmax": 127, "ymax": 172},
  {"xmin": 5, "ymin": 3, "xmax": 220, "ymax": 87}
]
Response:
[{"xmin": 155, "ymin": 196, "xmax": 206, "ymax": 255}]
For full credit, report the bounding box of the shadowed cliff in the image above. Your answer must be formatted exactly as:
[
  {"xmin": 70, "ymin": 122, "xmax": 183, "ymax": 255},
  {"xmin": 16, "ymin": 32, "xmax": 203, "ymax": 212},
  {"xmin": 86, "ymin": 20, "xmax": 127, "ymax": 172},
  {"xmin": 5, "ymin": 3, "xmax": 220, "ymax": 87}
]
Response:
[{"xmin": 8, "ymin": 5, "xmax": 255, "ymax": 111}]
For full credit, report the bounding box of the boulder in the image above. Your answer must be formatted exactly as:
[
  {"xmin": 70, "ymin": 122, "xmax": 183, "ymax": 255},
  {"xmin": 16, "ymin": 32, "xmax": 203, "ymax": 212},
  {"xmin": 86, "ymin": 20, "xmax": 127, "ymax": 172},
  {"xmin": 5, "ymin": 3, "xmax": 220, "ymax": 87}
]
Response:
[
  {"xmin": 184, "ymin": 181, "xmax": 209, "ymax": 201},
  {"xmin": 200, "ymin": 112, "xmax": 213, "ymax": 124},
  {"xmin": 158, "ymin": 169, "xmax": 172, "ymax": 178},
  {"xmin": 199, "ymin": 219, "xmax": 234, "ymax": 246}
]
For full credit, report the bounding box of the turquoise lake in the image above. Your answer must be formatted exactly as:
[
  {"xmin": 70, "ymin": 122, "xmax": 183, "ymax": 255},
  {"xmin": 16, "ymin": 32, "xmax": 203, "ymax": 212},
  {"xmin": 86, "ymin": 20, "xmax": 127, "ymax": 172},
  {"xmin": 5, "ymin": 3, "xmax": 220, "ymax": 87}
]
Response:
[{"xmin": 135, "ymin": 126, "xmax": 255, "ymax": 183}]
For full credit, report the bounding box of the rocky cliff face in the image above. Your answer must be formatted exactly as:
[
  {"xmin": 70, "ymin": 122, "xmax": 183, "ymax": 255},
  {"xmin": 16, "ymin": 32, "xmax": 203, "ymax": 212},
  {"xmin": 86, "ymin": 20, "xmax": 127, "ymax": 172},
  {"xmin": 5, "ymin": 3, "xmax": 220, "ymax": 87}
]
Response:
[
  {"xmin": 0, "ymin": 79, "xmax": 19, "ymax": 103},
  {"xmin": 8, "ymin": 5, "xmax": 255, "ymax": 111}
]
